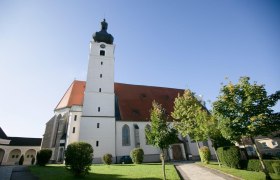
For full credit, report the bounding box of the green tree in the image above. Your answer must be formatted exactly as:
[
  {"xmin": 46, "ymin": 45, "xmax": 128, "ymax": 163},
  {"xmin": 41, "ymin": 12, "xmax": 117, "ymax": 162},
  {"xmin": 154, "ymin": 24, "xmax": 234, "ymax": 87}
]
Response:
[
  {"xmin": 172, "ymin": 90, "xmax": 230, "ymax": 166},
  {"xmin": 36, "ymin": 149, "xmax": 52, "ymax": 166},
  {"xmin": 145, "ymin": 101, "xmax": 178, "ymax": 180},
  {"xmin": 212, "ymin": 76, "xmax": 280, "ymax": 179},
  {"xmin": 65, "ymin": 142, "xmax": 93, "ymax": 177},
  {"xmin": 172, "ymin": 90, "xmax": 210, "ymax": 148}
]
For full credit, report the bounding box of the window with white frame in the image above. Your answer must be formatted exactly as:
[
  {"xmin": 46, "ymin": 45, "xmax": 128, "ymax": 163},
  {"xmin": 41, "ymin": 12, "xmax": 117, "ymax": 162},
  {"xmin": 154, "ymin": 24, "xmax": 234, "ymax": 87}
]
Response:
[{"xmin": 122, "ymin": 124, "xmax": 130, "ymax": 146}]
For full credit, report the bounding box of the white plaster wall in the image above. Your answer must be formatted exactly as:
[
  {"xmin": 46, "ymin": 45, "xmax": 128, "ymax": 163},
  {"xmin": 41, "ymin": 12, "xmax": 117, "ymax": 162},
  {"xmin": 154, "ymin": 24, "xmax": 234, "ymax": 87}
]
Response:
[
  {"xmin": 86, "ymin": 56, "xmax": 114, "ymax": 93},
  {"xmin": 184, "ymin": 136, "xmax": 215, "ymax": 159},
  {"xmin": 85, "ymin": 41, "xmax": 115, "ymax": 94},
  {"xmin": 116, "ymin": 121, "xmax": 160, "ymax": 157},
  {"xmin": 90, "ymin": 42, "xmax": 115, "ymax": 58},
  {"xmin": 82, "ymin": 93, "xmax": 115, "ymax": 117},
  {"xmin": 66, "ymin": 111, "xmax": 82, "ymax": 147},
  {"xmin": 79, "ymin": 117, "xmax": 116, "ymax": 158},
  {"xmin": 0, "ymin": 138, "xmax": 10, "ymax": 145}
]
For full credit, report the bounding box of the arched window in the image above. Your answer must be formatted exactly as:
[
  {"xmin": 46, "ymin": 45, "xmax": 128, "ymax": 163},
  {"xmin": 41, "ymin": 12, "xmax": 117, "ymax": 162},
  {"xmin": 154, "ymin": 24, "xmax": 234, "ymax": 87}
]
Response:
[
  {"xmin": 122, "ymin": 124, "xmax": 130, "ymax": 146},
  {"xmin": 145, "ymin": 124, "xmax": 151, "ymax": 145}
]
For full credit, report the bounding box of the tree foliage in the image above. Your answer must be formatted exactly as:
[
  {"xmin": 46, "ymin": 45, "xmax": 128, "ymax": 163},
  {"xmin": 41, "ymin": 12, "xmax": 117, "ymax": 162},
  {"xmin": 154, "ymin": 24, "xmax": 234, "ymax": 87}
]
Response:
[
  {"xmin": 145, "ymin": 101, "xmax": 177, "ymax": 180},
  {"xmin": 213, "ymin": 76, "xmax": 280, "ymax": 179},
  {"xmin": 65, "ymin": 142, "xmax": 93, "ymax": 177},
  {"xmin": 145, "ymin": 101, "xmax": 178, "ymax": 149},
  {"xmin": 172, "ymin": 89, "xmax": 210, "ymax": 142},
  {"xmin": 213, "ymin": 77, "xmax": 280, "ymax": 141},
  {"xmin": 199, "ymin": 146, "xmax": 211, "ymax": 164}
]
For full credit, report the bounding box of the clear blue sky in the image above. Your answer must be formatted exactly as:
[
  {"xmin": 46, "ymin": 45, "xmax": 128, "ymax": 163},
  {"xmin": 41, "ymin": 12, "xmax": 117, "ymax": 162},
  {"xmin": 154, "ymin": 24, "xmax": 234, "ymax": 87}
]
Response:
[{"xmin": 0, "ymin": 0, "xmax": 279, "ymax": 137}]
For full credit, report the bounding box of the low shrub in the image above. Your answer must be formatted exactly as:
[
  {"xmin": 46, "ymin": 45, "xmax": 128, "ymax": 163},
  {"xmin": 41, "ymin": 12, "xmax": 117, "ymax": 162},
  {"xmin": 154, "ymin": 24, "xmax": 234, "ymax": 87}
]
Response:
[
  {"xmin": 31, "ymin": 157, "xmax": 35, "ymax": 165},
  {"xmin": 65, "ymin": 142, "xmax": 93, "ymax": 177},
  {"xmin": 130, "ymin": 148, "xmax": 144, "ymax": 164},
  {"xmin": 199, "ymin": 146, "xmax": 211, "ymax": 164},
  {"xmin": 247, "ymin": 159, "xmax": 280, "ymax": 173},
  {"xmin": 102, "ymin": 153, "xmax": 113, "ymax": 165},
  {"xmin": 36, "ymin": 149, "xmax": 52, "ymax": 166},
  {"xmin": 272, "ymin": 162, "xmax": 280, "ymax": 175},
  {"xmin": 239, "ymin": 160, "xmax": 248, "ymax": 170},
  {"xmin": 19, "ymin": 155, "xmax": 24, "ymax": 165},
  {"xmin": 217, "ymin": 146, "xmax": 241, "ymax": 168}
]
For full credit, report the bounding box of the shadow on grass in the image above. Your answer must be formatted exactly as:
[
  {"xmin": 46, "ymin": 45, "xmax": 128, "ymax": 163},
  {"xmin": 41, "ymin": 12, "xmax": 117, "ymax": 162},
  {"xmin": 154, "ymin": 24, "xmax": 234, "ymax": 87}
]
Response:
[{"xmin": 29, "ymin": 165, "xmax": 162, "ymax": 180}]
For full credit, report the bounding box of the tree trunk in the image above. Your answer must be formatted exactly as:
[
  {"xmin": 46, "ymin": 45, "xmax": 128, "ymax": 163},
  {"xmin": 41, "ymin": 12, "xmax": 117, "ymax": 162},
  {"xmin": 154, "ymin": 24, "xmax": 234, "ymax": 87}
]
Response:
[
  {"xmin": 160, "ymin": 149, "xmax": 166, "ymax": 180},
  {"xmin": 196, "ymin": 141, "xmax": 200, "ymax": 149},
  {"xmin": 213, "ymin": 147, "xmax": 221, "ymax": 167},
  {"xmin": 250, "ymin": 137, "xmax": 271, "ymax": 180}
]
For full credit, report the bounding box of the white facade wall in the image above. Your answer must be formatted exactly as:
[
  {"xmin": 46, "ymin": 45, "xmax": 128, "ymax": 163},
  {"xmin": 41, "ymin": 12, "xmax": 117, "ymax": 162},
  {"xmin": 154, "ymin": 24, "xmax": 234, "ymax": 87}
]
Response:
[
  {"xmin": 116, "ymin": 121, "xmax": 161, "ymax": 157},
  {"xmin": 80, "ymin": 117, "xmax": 116, "ymax": 161},
  {"xmin": 66, "ymin": 107, "xmax": 82, "ymax": 147},
  {"xmin": 80, "ymin": 41, "xmax": 116, "ymax": 163},
  {"xmin": 183, "ymin": 135, "xmax": 216, "ymax": 160}
]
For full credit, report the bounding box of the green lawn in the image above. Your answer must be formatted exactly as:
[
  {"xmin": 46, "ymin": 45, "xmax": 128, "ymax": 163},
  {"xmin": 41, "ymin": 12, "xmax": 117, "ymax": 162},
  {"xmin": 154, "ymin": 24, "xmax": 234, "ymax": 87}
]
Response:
[
  {"xmin": 197, "ymin": 161, "xmax": 280, "ymax": 180},
  {"xmin": 29, "ymin": 163, "xmax": 180, "ymax": 180}
]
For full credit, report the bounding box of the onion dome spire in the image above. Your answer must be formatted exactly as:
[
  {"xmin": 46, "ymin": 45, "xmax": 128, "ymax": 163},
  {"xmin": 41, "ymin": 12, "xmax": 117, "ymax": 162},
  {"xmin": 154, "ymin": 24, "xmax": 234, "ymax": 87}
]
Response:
[{"xmin": 93, "ymin": 19, "xmax": 114, "ymax": 44}]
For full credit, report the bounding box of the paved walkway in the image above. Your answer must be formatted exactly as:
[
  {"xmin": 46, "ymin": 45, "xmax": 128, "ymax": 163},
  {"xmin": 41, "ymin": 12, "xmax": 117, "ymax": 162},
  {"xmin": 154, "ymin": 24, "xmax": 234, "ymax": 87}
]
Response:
[
  {"xmin": 0, "ymin": 166, "xmax": 15, "ymax": 180},
  {"xmin": 175, "ymin": 161, "xmax": 238, "ymax": 180},
  {"xmin": 0, "ymin": 165, "xmax": 38, "ymax": 180}
]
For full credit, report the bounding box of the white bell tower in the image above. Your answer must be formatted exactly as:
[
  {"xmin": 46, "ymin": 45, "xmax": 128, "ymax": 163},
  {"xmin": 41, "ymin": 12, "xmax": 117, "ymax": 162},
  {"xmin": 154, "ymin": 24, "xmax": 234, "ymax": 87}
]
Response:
[{"xmin": 79, "ymin": 19, "xmax": 116, "ymax": 163}]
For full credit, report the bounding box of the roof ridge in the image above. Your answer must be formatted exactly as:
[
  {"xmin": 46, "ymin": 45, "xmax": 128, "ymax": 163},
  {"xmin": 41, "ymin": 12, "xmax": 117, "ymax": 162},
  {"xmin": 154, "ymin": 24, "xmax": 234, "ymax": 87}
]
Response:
[
  {"xmin": 115, "ymin": 82, "xmax": 185, "ymax": 91},
  {"xmin": 55, "ymin": 81, "xmax": 75, "ymax": 110}
]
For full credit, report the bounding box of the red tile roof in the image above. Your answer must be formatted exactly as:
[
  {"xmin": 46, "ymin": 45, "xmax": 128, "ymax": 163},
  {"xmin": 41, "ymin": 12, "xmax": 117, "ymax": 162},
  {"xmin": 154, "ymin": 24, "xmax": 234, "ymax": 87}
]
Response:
[
  {"xmin": 55, "ymin": 80, "xmax": 86, "ymax": 110},
  {"xmin": 55, "ymin": 81, "xmax": 184, "ymax": 121}
]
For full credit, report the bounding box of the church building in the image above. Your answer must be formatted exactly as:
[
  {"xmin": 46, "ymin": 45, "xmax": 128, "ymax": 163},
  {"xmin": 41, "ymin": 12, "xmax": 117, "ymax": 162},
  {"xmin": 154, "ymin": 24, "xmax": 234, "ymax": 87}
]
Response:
[{"xmin": 41, "ymin": 19, "xmax": 216, "ymax": 163}]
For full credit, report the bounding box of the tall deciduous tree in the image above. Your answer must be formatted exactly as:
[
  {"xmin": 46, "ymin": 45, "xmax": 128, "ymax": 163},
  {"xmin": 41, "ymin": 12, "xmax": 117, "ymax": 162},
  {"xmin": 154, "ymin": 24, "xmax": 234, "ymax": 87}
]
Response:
[
  {"xmin": 213, "ymin": 76, "xmax": 280, "ymax": 180},
  {"xmin": 172, "ymin": 90, "xmax": 210, "ymax": 148},
  {"xmin": 145, "ymin": 101, "xmax": 177, "ymax": 180}
]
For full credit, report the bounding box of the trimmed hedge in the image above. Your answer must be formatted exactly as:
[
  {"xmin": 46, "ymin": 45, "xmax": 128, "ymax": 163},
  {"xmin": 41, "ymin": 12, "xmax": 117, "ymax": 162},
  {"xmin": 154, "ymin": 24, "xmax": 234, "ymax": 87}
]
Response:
[
  {"xmin": 19, "ymin": 155, "xmax": 24, "ymax": 165},
  {"xmin": 31, "ymin": 157, "xmax": 35, "ymax": 165},
  {"xmin": 102, "ymin": 153, "xmax": 113, "ymax": 165},
  {"xmin": 65, "ymin": 142, "xmax": 93, "ymax": 177},
  {"xmin": 217, "ymin": 146, "xmax": 241, "ymax": 168},
  {"xmin": 247, "ymin": 159, "xmax": 280, "ymax": 173},
  {"xmin": 36, "ymin": 149, "xmax": 52, "ymax": 166},
  {"xmin": 130, "ymin": 148, "xmax": 144, "ymax": 164},
  {"xmin": 199, "ymin": 146, "xmax": 211, "ymax": 164}
]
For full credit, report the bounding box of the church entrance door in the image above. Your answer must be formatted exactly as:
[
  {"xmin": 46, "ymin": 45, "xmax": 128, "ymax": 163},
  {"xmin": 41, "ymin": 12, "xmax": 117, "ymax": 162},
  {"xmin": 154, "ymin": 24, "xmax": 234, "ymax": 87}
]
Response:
[{"xmin": 172, "ymin": 144, "xmax": 183, "ymax": 160}]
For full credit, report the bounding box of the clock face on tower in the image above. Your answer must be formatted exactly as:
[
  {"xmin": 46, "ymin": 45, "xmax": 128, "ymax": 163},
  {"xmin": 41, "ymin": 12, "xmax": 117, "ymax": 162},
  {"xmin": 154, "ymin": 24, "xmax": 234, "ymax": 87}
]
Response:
[{"xmin": 100, "ymin": 44, "xmax": 106, "ymax": 49}]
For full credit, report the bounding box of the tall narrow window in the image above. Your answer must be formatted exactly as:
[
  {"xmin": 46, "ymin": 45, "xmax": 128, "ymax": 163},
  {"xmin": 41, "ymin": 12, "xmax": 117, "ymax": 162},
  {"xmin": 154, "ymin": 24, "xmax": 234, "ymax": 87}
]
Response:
[
  {"xmin": 100, "ymin": 50, "xmax": 105, "ymax": 56},
  {"xmin": 99, "ymin": 88, "xmax": 101, "ymax": 92},
  {"xmin": 97, "ymin": 123, "xmax": 100, "ymax": 128},
  {"xmin": 72, "ymin": 127, "xmax": 75, "ymax": 133},
  {"xmin": 100, "ymin": 74, "xmax": 102, "ymax": 78},
  {"xmin": 122, "ymin": 124, "xmax": 130, "ymax": 146},
  {"xmin": 101, "ymin": 61, "xmax": 103, "ymax": 65},
  {"xmin": 98, "ymin": 107, "xmax": 100, "ymax": 112},
  {"xmin": 96, "ymin": 141, "xmax": 99, "ymax": 147},
  {"xmin": 74, "ymin": 115, "xmax": 77, "ymax": 121}
]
